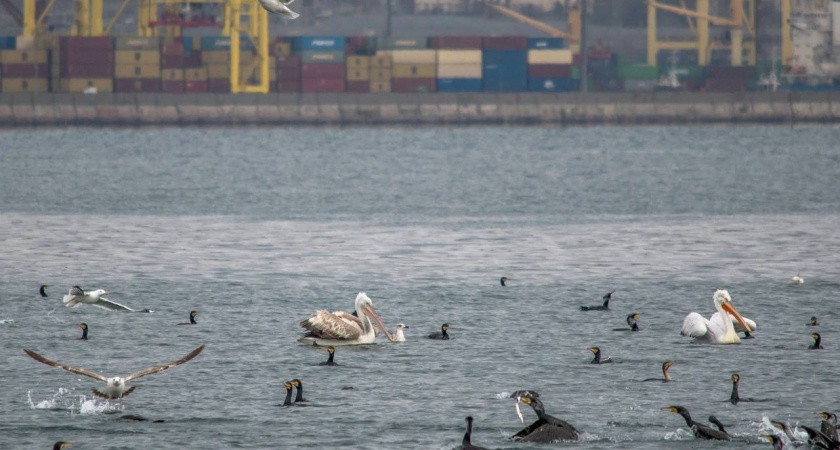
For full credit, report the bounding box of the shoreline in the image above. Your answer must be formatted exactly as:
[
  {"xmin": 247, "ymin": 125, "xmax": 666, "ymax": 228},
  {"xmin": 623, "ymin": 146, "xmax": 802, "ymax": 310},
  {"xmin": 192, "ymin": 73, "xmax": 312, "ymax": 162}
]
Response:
[{"xmin": 1, "ymin": 91, "xmax": 838, "ymax": 126}]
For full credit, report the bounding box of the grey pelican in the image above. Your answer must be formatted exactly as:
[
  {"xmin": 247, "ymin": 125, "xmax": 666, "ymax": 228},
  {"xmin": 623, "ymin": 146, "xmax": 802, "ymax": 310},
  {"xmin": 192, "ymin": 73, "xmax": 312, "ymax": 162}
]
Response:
[
  {"xmin": 680, "ymin": 290, "xmax": 754, "ymax": 344},
  {"xmin": 510, "ymin": 392, "xmax": 580, "ymax": 443},
  {"xmin": 24, "ymin": 345, "xmax": 205, "ymax": 399},
  {"xmin": 299, "ymin": 293, "xmax": 394, "ymax": 346},
  {"xmin": 428, "ymin": 323, "xmax": 450, "ymax": 340},
  {"xmin": 62, "ymin": 286, "xmax": 152, "ymax": 313},
  {"xmin": 662, "ymin": 406, "xmax": 731, "ymax": 440}
]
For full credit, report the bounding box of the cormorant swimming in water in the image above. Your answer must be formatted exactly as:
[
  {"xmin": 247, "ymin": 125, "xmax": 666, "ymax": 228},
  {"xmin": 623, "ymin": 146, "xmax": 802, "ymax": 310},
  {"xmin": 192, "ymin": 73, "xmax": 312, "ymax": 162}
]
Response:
[
  {"xmin": 291, "ymin": 379, "xmax": 307, "ymax": 402},
  {"xmin": 178, "ymin": 311, "xmax": 198, "ymax": 325},
  {"xmin": 589, "ymin": 347, "xmax": 612, "ymax": 364},
  {"xmin": 40, "ymin": 285, "xmax": 51, "ymax": 298},
  {"xmin": 428, "ymin": 323, "xmax": 450, "ymax": 340},
  {"xmin": 580, "ymin": 291, "xmax": 614, "ymax": 311},
  {"xmin": 801, "ymin": 425, "xmax": 839, "ymax": 449},
  {"xmin": 642, "ymin": 360, "xmax": 673, "ymax": 382},
  {"xmin": 53, "ymin": 442, "xmax": 71, "ymax": 450},
  {"xmin": 510, "ymin": 392, "xmax": 580, "ymax": 443},
  {"xmin": 662, "ymin": 406, "xmax": 731, "ymax": 440},
  {"xmin": 320, "ymin": 346, "xmax": 337, "ymax": 366},
  {"xmin": 613, "ymin": 313, "xmax": 640, "ymax": 331},
  {"xmin": 765, "ymin": 435, "xmax": 784, "ymax": 450},
  {"xmin": 281, "ymin": 381, "xmax": 293, "ymax": 406},
  {"xmin": 500, "ymin": 277, "xmax": 509, "ymax": 286},
  {"xmin": 708, "ymin": 415, "xmax": 727, "ymax": 433},
  {"xmin": 819, "ymin": 412, "xmax": 838, "ymax": 442},
  {"xmin": 808, "ymin": 316, "xmax": 820, "ymax": 326},
  {"xmin": 119, "ymin": 414, "xmax": 164, "ymax": 423},
  {"xmin": 810, "ymin": 333, "xmax": 823, "ymax": 349},
  {"xmin": 729, "ymin": 374, "xmax": 758, "ymax": 404},
  {"xmin": 79, "ymin": 323, "xmax": 88, "ymax": 340},
  {"xmin": 461, "ymin": 416, "xmax": 489, "ymax": 450}
]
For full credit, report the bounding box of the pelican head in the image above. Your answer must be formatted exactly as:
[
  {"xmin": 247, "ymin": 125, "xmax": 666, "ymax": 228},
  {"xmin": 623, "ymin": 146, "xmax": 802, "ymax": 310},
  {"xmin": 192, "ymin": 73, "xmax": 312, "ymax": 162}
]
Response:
[
  {"xmin": 354, "ymin": 293, "xmax": 394, "ymax": 341},
  {"xmin": 714, "ymin": 290, "xmax": 751, "ymax": 333}
]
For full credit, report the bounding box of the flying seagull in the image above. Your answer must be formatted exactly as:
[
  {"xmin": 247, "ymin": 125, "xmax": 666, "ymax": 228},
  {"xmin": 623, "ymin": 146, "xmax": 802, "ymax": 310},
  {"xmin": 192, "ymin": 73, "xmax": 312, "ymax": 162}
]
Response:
[
  {"xmin": 257, "ymin": 0, "xmax": 299, "ymax": 19},
  {"xmin": 62, "ymin": 286, "xmax": 152, "ymax": 313}
]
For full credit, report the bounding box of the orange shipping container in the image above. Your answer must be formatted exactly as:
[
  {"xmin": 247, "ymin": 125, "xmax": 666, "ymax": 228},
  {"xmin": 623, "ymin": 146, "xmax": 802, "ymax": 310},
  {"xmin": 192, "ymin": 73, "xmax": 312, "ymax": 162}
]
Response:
[
  {"xmin": 392, "ymin": 63, "xmax": 435, "ymax": 78},
  {"xmin": 115, "ymin": 50, "xmax": 160, "ymax": 65},
  {"xmin": 59, "ymin": 78, "xmax": 113, "ymax": 93},
  {"xmin": 346, "ymin": 67, "xmax": 370, "ymax": 81},
  {"xmin": 115, "ymin": 64, "xmax": 161, "ymax": 79},
  {"xmin": 369, "ymin": 68, "xmax": 392, "ymax": 82},
  {"xmin": 1, "ymin": 78, "xmax": 48, "ymax": 93},
  {"xmin": 369, "ymin": 81, "xmax": 391, "ymax": 92},
  {"xmin": 161, "ymin": 69, "xmax": 184, "ymax": 81},
  {"xmin": 0, "ymin": 50, "xmax": 48, "ymax": 64}
]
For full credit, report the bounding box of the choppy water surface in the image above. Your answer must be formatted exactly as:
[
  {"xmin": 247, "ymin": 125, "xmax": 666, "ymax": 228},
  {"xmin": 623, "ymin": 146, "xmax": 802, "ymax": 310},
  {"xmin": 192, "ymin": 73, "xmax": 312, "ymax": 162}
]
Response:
[{"xmin": 1, "ymin": 126, "xmax": 839, "ymax": 449}]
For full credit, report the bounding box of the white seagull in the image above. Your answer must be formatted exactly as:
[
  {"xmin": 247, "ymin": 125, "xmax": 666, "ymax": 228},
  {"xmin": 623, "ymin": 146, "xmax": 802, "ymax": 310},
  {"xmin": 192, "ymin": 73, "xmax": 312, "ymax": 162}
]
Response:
[
  {"xmin": 24, "ymin": 345, "xmax": 205, "ymax": 399},
  {"xmin": 299, "ymin": 292, "xmax": 395, "ymax": 346},
  {"xmin": 257, "ymin": 0, "xmax": 299, "ymax": 19},
  {"xmin": 393, "ymin": 323, "xmax": 409, "ymax": 342},
  {"xmin": 62, "ymin": 286, "xmax": 152, "ymax": 313},
  {"xmin": 789, "ymin": 274, "xmax": 804, "ymax": 285},
  {"xmin": 680, "ymin": 290, "xmax": 755, "ymax": 344}
]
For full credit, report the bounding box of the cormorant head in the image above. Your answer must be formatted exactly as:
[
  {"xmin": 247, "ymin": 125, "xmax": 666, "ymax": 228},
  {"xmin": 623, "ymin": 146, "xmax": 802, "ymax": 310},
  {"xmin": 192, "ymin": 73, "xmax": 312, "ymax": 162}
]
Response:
[
  {"xmin": 465, "ymin": 416, "xmax": 474, "ymax": 425},
  {"xmin": 190, "ymin": 311, "xmax": 198, "ymax": 318},
  {"xmin": 500, "ymin": 277, "xmax": 509, "ymax": 286},
  {"xmin": 662, "ymin": 406, "xmax": 690, "ymax": 418},
  {"xmin": 603, "ymin": 291, "xmax": 615, "ymax": 301},
  {"xmin": 40, "ymin": 285, "xmax": 51, "ymax": 297},
  {"xmin": 291, "ymin": 379, "xmax": 302, "ymax": 388},
  {"xmin": 327, "ymin": 346, "xmax": 335, "ymax": 355},
  {"xmin": 764, "ymin": 435, "xmax": 779, "ymax": 444},
  {"xmin": 53, "ymin": 442, "xmax": 71, "ymax": 450},
  {"xmin": 442, "ymin": 324, "xmax": 450, "ymax": 332},
  {"xmin": 818, "ymin": 412, "xmax": 837, "ymax": 422},
  {"xmin": 284, "ymin": 381, "xmax": 292, "ymax": 392},
  {"xmin": 630, "ymin": 313, "xmax": 640, "ymax": 321},
  {"xmin": 517, "ymin": 394, "xmax": 545, "ymax": 413},
  {"xmin": 810, "ymin": 316, "xmax": 818, "ymax": 325},
  {"xmin": 663, "ymin": 360, "xmax": 673, "ymax": 370},
  {"xmin": 80, "ymin": 323, "xmax": 88, "ymax": 332},
  {"xmin": 589, "ymin": 347, "xmax": 601, "ymax": 355},
  {"xmin": 811, "ymin": 333, "xmax": 821, "ymax": 341},
  {"xmin": 731, "ymin": 374, "xmax": 740, "ymax": 383}
]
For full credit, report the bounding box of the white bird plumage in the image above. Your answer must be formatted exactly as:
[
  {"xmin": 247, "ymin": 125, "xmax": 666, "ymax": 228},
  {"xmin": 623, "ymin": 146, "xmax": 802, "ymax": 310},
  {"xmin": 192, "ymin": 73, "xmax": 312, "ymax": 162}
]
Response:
[
  {"xmin": 393, "ymin": 323, "xmax": 408, "ymax": 342},
  {"xmin": 24, "ymin": 345, "xmax": 205, "ymax": 399},
  {"xmin": 62, "ymin": 286, "xmax": 152, "ymax": 313},
  {"xmin": 257, "ymin": 0, "xmax": 299, "ymax": 19},
  {"xmin": 789, "ymin": 274, "xmax": 804, "ymax": 285},
  {"xmin": 680, "ymin": 290, "xmax": 755, "ymax": 344},
  {"xmin": 298, "ymin": 293, "xmax": 395, "ymax": 346}
]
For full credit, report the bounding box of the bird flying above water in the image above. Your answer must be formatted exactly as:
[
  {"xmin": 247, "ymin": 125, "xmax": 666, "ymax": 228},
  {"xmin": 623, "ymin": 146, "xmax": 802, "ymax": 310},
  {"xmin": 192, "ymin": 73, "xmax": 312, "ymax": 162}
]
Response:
[{"xmin": 62, "ymin": 286, "xmax": 152, "ymax": 313}]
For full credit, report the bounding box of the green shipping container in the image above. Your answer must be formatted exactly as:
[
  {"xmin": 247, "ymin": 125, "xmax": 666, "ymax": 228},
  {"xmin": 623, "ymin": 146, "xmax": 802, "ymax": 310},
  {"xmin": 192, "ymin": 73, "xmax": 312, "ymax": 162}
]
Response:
[
  {"xmin": 301, "ymin": 50, "xmax": 346, "ymax": 64},
  {"xmin": 620, "ymin": 64, "xmax": 659, "ymax": 80},
  {"xmin": 571, "ymin": 66, "xmax": 580, "ymax": 79},
  {"xmin": 659, "ymin": 65, "xmax": 708, "ymax": 80}
]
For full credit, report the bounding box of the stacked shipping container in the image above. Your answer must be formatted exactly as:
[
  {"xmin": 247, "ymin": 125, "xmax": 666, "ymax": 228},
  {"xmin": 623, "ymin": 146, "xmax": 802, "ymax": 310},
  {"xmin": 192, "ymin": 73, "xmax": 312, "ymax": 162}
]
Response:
[
  {"xmin": 297, "ymin": 36, "xmax": 346, "ymax": 92},
  {"xmin": 482, "ymin": 36, "xmax": 528, "ymax": 92},
  {"xmin": 383, "ymin": 37, "xmax": 435, "ymax": 93},
  {"xmin": 432, "ymin": 36, "xmax": 482, "ymax": 92},
  {"xmin": 527, "ymin": 38, "xmax": 577, "ymax": 92},
  {"xmin": 1, "ymin": 49, "xmax": 49, "ymax": 93},
  {"xmin": 55, "ymin": 37, "xmax": 114, "ymax": 93},
  {"xmin": 114, "ymin": 37, "xmax": 161, "ymax": 93}
]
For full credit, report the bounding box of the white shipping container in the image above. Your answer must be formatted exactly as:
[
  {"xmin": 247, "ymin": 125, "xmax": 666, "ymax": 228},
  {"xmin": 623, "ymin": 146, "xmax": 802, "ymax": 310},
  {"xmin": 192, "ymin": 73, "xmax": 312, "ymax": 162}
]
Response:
[
  {"xmin": 527, "ymin": 49, "xmax": 573, "ymax": 65},
  {"xmin": 436, "ymin": 50, "xmax": 482, "ymax": 65},
  {"xmin": 436, "ymin": 63, "xmax": 482, "ymax": 78}
]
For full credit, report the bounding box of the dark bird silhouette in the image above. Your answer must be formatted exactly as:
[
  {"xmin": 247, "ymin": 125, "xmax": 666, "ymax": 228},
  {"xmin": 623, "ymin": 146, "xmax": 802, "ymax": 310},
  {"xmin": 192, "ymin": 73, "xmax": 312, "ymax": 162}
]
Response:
[
  {"xmin": 580, "ymin": 291, "xmax": 614, "ymax": 311},
  {"xmin": 428, "ymin": 323, "xmax": 450, "ymax": 340},
  {"xmin": 500, "ymin": 277, "xmax": 509, "ymax": 286},
  {"xmin": 589, "ymin": 347, "xmax": 612, "ymax": 364},
  {"xmin": 461, "ymin": 416, "xmax": 489, "ymax": 450},
  {"xmin": 40, "ymin": 285, "xmax": 51, "ymax": 298},
  {"xmin": 319, "ymin": 346, "xmax": 337, "ymax": 366},
  {"xmin": 79, "ymin": 323, "xmax": 88, "ymax": 340},
  {"xmin": 642, "ymin": 361, "xmax": 673, "ymax": 382},
  {"xmin": 510, "ymin": 392, "xmax": 580, "ymax": 443},
  {"xmin": 178, "ymin": 311, "xmax": 198, "ymax": 325},
  {"xmin": 808, "ymin": 316, "xmax": 820, "ymax": 326},
  {"xmin": 613, "ymin": 313, "xmax": 640, "ymax": 331},
  {"xmin": 662, "ymin": 406, "xmax": 731, "ymax": 440},
  {"xmin": 810, "ymin": 333, "xmax": 823, "ymax": 349}
]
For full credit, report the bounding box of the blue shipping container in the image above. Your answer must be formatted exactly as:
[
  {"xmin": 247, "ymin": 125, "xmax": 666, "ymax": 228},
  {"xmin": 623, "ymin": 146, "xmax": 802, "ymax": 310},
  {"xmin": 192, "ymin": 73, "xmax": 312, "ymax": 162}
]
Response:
[
  {"xmin": 482, "ymin": 49, "xmax": 527, "ymax": 65},
  {"xmin": 482, "ymin": 76, "xmax": 527, "ymax": 92},
  {"xmin": 483, "ymin": 64, "xmax": 528, "ymax": 78},
  {"xmin": 0, "ymin": 36, "xmax": 15, "ymax": 49},
  {"xmin": 182, "ymin": 36, "xmax": 193, "ymax": 54},
  {"xmin": 293, "ymin": 36, "xmax": 347, "ymax": 51},
  {"xmin": 527, "ymin": 38, "xmax": 565, "ymax": 50},
  {"xmin": 528, "ymin": 77, "xmax": 579, "ymax": 92},
  {"xmin": 201, "ymin": 36, "xmax": 254, "ymax": 51},
  {"xmin": 788, "ymin": 84, "xmax": 840, "ymax": 92},
  {"xmin": 437, "ymin": 78, "xmax": 483, "ymax": 92}
]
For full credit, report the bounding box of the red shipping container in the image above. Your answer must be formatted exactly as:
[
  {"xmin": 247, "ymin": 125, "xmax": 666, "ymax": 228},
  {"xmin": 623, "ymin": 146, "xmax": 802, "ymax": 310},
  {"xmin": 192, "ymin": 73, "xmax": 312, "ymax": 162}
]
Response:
[
  {"xmin": 161, "ymin": 43, "xmax": 184, "ymax": 55},
  {"xmin": 183, "ymin": 53, "xmax": 202, "ymax": 68},
  {"xmin": 345, "ymin": 80, "xmax": 369, "ymax": 93},
  {"xmin": 345, "ymin": 36, "xmax": 374, "ymax": 55},
  {"xmin": 207, "ymin": 78, "xmax": 231, "ymax": 93},
  {"xmin": 1, "ymin": 63, "xmax": 49, "ymax": 77},
  {"xmin": 301, "ymin": 78, "xmax": 345, "ymax": 92},
  {"xmin": 185, "ymin": 81, "xmax": 208, "ymax": 92},
  {"xmin": 429, "ymin": 36, "xmax": 482, "ymax": 49},
  {"xmin": 58, "ymin": 36, "xmax": 114, "ymax": 52},
  {"xmin": 276, "ymin": 55, "xmax": 301, "ymax": 68},
  {"xmin": 572, "ymin": 54, "xmax": 582, "ymax": 66},
  {"xmin": 276, "ymin": 80, "xmax": 300, "ymax": 92},
  {"xmin": 114, "ymin": 78, "xmax": 161, "ymax": 92},
  {"xmin": 528, "ymin": 64, "xmax": 573, "ymax": 78},
  {"xmin": 59, "ymin": 64, "xmax": 113, "ymax": 78},
  {"xmin": 481, "ymin": 36, "xmax": 528, "ymax": 50},
  {"xmin": 301, "ymin": 63, "xmax": 345, "ymax": 79},
  {"xmin": 161, "ymin": 80, "xmax": 184, "ymax": 92},
  {"xmin": 391, "ymin": 77, "xmax": 436, "ymax": 93},
  {"xmin": 276, "ymin": 68, "xmax": 300, "ymax": 81},
  {"xmin": 57, "ymin": 50, "xmax": 113, "ymax": 64},
  {"xmin": 161, "ymin": 55, "xmax": 185, "ymax": 69}
]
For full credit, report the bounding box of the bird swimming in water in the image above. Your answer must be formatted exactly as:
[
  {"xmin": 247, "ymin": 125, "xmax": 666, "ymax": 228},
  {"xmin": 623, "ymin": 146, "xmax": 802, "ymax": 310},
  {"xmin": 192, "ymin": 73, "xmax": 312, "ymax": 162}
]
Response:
[
  {"xmin": 53, "ymin": 442, "xmax": 71, "ymax": 450},
  {"xmin": 580, "ymin": 291, "xmax": 614, "ymax": 311},
  {"xmin": 178, "ymin": 311, "xmax": 198, "ymax": 325},
  {"xmin": 257, "ymin": 0, "xmax": 299, "ymax": 19},
  {"xmin": 62, "ymin": 286, "xmax": 152, "ymax": 313},
  {"xmin": 589, "ymin": 347, "xmax": 612, "ymax": 364},
  {"xmin": 765, "ymin": 434, "xmax": 784, "ymax": 450},
  {"xmin": 500, "ymin": 277, "xmax": 509, "ymax": 286},
  {"xmin": 801, "ymin": 425, "xmax": 839, "ymax": 449},
  {"xmin": 642, "ymin": 360, "xmax": 673, "ymax": 382},
  {"xmin": 819, "ymin": 412, "xmax": 838, "ymax": 442},
  {"xmin": 662, "ymin": 406, "xmax": 731, "ymax": 440},
  {"xmin": 613, "ymin": 313, "xmax": 640, "ymax": 331},
  {"xmin": 680, "ymin": 290, "xmax": 754, "ymax": 344},
  {"xmin": 393, "ymin": 323, "xmax": 408, "ymax": 342},
  {"xmin": 281, "ymin": 381, "xmax": 294, "ymax": 406},
  {"xmin": 428, "ymin": 323, "xmax": 450, "ymax": 340},
  {"xmin": 40, "ymin": 285, "xmax": 51, "ymax": 298},
  {"xmin": 460, "ymin": 416, "xmax": 489, "ymax": 450},
  {"xmin": 729, "ymin": 373, "xmax": 760, "ymax": 404},
  {"xmin": 23, "ymin": 345, "xmax": 205, "ymax": 399},
  {"xmin": 510, "ymin": 392, "xmax": 580, "ymax": 443},
  {"xmin": 790, "ymin": 274, "xmax": 804, "ymax": 285},
  {"xmin": 291, "ymin": 379, "xmax": 307, "ymax": 403},
  {"xmin": 320, "ymin": 346, "xmax": 337, "ymax": 366},
  {"xmin": 79, "ymin": 323, "xmax": 88, "ymax": 340},
  {"xmin": 808, "ymin": 316, "xmax": 819, "ymax": 326},
  {"xmin": 810, "ymin": 333, "xmax": 823, "ymax": 349},
  {"xmin": 708, "ymin": 415, "xmax": 727, "ymax": 433},
  {"xmin": 299, "ymin": 292, "xmax": 395, "ymax": 346}
]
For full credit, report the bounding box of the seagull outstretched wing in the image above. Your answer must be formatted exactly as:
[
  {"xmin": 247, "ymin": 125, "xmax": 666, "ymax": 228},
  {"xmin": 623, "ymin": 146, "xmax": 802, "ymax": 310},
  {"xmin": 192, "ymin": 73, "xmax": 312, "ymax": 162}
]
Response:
[
  {"xmin": 24, "ymin": 349, "xmax": 108, "ymax": 382},
  {"xmin": 125, "ymin": 345, "xmax": 206, "ymax": 381}
]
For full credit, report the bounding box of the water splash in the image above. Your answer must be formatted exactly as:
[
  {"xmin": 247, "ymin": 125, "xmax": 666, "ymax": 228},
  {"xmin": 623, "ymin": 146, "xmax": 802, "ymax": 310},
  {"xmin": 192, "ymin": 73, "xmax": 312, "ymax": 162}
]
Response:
[
  {"xmin": 27, "ymin": 388, "xmax": 122, "ymax": 414},
  {"xmin": 663, "ymin": 429, "xmax": 693, "ymax": 440},
  {"xmin": 0, "ymin": 319, "xmax": 13, "ymax": 324}
]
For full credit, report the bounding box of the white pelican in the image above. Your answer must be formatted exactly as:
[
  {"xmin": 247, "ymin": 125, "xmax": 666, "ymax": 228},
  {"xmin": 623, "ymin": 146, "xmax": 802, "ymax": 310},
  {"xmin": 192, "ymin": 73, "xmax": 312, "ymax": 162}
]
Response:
[
  {"xmin": 393, "ymin": 323, "xmax": 408, "ymax": 342},
  {"xmin": 257, "ymin": 0, "xmax": 299, "ymax": 19},
  {"xmin": 299, "ymin": 293, "xmax": 395, "ymax": 346},
  {"xmin": 23, "ymin": 345, "xmax": 205, "ymax": 399},
  {"xmin": 62, "ymin": 286, "xmax": 152, "ymax": 313},
  {"xmin": 680, "ymin": 290, "xmax": 755, "ymax": 344},
  {"xmin": 789, "ymin": 274, "xmax": 804, "ymax": 285}
]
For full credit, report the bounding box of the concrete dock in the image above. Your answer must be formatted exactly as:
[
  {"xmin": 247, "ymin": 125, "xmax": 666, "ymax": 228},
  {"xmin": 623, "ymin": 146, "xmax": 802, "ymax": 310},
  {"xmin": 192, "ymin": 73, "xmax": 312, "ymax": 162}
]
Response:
[{"xmin": 0, "ymin": 91, "xmax": 838, "ymax": 126}]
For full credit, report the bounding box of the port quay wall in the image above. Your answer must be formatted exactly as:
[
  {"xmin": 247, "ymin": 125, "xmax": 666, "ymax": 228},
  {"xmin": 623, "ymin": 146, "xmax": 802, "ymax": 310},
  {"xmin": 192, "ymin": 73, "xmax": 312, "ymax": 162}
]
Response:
[{"xmin": 0, "ymin": 91, "xmax": 838, "ymax": 126}]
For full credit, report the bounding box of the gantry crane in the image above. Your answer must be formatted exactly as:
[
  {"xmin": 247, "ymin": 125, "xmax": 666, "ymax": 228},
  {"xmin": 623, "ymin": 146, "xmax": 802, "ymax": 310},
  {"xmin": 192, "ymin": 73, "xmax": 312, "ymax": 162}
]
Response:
[
  {"xmin": 485, "ymin": 1, "xmax": 581, "ymax": 43},
  {"xmin": 647, "ymin": 0, "xmax": 756, "ymax": 66}
]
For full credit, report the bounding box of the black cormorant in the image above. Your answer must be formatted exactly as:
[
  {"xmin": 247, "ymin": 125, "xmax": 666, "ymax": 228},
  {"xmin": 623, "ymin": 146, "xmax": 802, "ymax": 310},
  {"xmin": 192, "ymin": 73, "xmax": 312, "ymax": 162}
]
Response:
[
  {"xmin": 730, "ymin": 374, "xmax": 757, "ymax": 404},
  {"xmin": 580, "ymin": 291, "xmax": 614, "ymax": 311},
  {"xmin": 53, "ymin": 442, "xmax": 71, "ymax": 450},
  {"xmin": 178, "ymin": 311, "xmax": 198, "ymax": 325},
  {"xmin": 281, "ymin": 381, "xmax": 293, "ymax": 406},
  {"xmin": 808, "ymin": 316, "xmax": 820, "ymax": 326},
  {"xmin": 320, "ymin": 346, "xmax": 337, "ymax": 366},
  {"xmin": 708, "ymin": 415, "xmax": 727, "ymax": 433},
  {"xmin": 662, "ymin": 406, "xmax": 731, "ymax": 440},
  {"xmin": 613, "ymin": 313, "xmax": 640, "ymax": 331},
  {"xmin": 810, "ymin": 333, "xmax": 823, "ymax": 349},
  {"xmin": 819, "ymin": 412, "xmax": 838, "ymax": 442},
  {"xmin": 642, "ymin": 361, "xmax": 673, "ymax": 382},
  {"xmin": 510, "ymin": 393, "xmax": 580, "ymax": 443},
  {"xmin": 40, "ymin": 285, "xmax": 51, "ymax": 298},
  {"xmin": 79, "ymin": 323, "xmax": 88, "ymax": 340},
  {"xmin": 291, "ymin": 379, "xmax": 307, "ymax": 402},
  {"xmin": 461, "ymin": 416, "xmax": 489, "ymax": 450},
  {"xmin": 500, "ymin": 277, "xmax": 509, "ymax": 286},
  {"xmin": 765, "ymin": 435, "xmax": 784, "ymax": 450},
  {"xmin": 589, "ymin": 347, "xmax": 612, "ymax": 364},
  {"xmin": 428, "ymin": 323, "xmax": 450, "ymax": 340}
]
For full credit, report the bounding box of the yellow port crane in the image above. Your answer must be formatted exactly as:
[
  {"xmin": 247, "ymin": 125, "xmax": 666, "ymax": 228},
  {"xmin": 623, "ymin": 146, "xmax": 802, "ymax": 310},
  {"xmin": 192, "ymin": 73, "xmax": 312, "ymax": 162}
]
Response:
[
  {"xmin": 646, "ymin": 0, "xmax": 756, "ymax": 66},
  {"xmin": 485, "ymin": 1, "xmax": 581, "ymax": 43}
]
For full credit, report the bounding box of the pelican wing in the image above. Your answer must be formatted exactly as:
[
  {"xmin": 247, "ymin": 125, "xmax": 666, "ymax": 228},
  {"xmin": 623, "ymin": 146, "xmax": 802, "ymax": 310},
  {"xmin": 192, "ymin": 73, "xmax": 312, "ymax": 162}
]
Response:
[
  {"xmin": 300, "ymin": 310, "xmax": 363, "ymax": 340},
  {"xmin": 333, "ymin": 311, "xmax": 364, "ymax": 327},
  {"xmin": 24, "ymin": 349, "xmax": 108, "ymax": 382},
  {"xmin": 92, "ymin": 297, "xmax": 137, "ymax": 312},
  {"xmin": 681, "ymin": 312, "xmax": 716, "ymax": 339},
  {"xmin": 125, "ymin": 345, "xmax": 205, "ymax": 381},
  {"xmin": 731, "ymin": 315, "xmax": 757, "ymax": 333}
]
